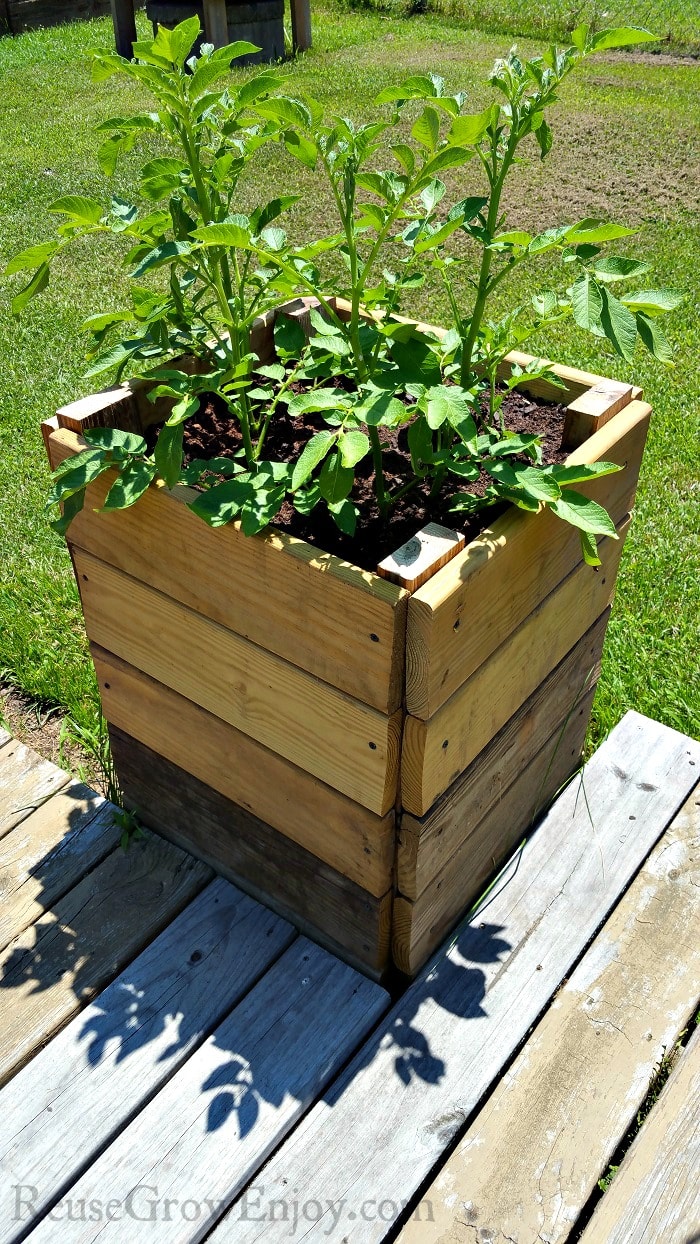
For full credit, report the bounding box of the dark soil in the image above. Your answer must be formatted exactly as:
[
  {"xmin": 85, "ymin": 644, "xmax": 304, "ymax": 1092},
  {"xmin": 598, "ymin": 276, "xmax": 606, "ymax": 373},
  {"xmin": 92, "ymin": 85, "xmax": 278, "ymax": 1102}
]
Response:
[{"xmin": 163, "ymin": 387, "xmax": 569, "ymax": 572}]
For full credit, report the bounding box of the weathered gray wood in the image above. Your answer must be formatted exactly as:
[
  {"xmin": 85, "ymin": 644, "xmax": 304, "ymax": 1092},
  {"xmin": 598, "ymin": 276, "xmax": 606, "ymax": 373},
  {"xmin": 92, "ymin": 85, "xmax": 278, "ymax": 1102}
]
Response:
[
  {"xmin": 290, "ymin": 0, "xmax": 311, "ymax": 50},
  {"xmin": 109, "ymin": 0, "xmax": 136, "ymax": 57},
  {"xmin": 0, "ymin": 879, "xmax": 295, "ymax": 1243},
  {"xmin": 0, "ymin": 728, "xmax": 11, "ymax": 748},
  {"xmin": 0, "ymin": 783, "xmax": 120, "ymax": 952},
  {"xmin": 0, "ymin": 740, "xmax": 70, "ymax": 841},
  {"xmin": 0, "ymin": 832, "xmax": 211, "ymax": 1084},
  {"xmin": 208, "ymin": 712, "xmax": 700, "ymax": 1242},
  {"xmin": 203, "ymin": 0, "xmax": 228, "ymax": 47},
  {"xmin": 24, "ymin": 938, "xmax": 388, "ymax": 1243},
  {"xmin": 398, "ymin": 782, "xmax": 700, "ymax": 1244},
  {"xmin": 579, "ymin": 1023, "xmax": 700, "ymax": 1244}
]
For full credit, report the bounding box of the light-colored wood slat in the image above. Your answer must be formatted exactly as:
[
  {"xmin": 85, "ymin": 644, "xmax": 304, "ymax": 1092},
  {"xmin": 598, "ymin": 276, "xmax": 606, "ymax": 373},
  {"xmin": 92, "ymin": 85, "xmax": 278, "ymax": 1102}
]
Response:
[
  {"xmin": 402, "ymin": 519, "xmax": 629, "ymax": 815},
  {"xmin": 23, "ymin": 938, "xmax": 388, "ymax": 1244},
  {"xmin": 580, "ymin": 1022, "xmax": 700, "ymax": 1244},
  {"xmin": 74, "ymin": 547, "xmax": 401, "ymax": 816},
  {"xmin": 48, "ymin": 427, "xmax": 408, "ymax": 714},
  {"xmin": 0, "ymin": 782, "xmax": 120, "ymax": 952},
  {"xmin": 393, "ymin": 686, "xmax": 595, "ymax": 975},
  {"xmin": 208, "ymin": 712, "xmax": 700, "ymax": 1244},
  {"xmin": 495, "ymin": 349, "xmax": 643, "ymax": 405},
  {"xmin": 0, "ymin": 833, "xmax": 211, "ymax": 1086},
  {"xmin": 398, "ymin": 613, "xmax": 608, "ymax": 900},
  {"xmin": 0, "ymin": 740, "xmax": 70, "ymax": 841},
  {"xmin": 563, "ymin": 378, "xmax": 634, "ymax": 447},
  {"xmin": 377, "ymin": 524, "xmax": 465, "ymax": 592},
  {"xmin": 0, "ymin": 879, "xmax": 295, "ymax": 1243},
  {"xmin": 109, "ymin": 727, "xmax": 394, "ymax": 979},
  {"xmin": 397, "ymin": 782, "xmax": 700, "ymax": 1244},
  {"xmin": 406, "ymin": 401, "xmax": 649, "ymax": 719},
  {"xmin": 92, "ymin": 647, "xmax": 394, "ymax": 897},
  {"xmin": 0, "ymin": 728, "xmax": 11, "ymax": 748},
  {"xmin": 56, "ymin": 383, "xmax": 143, "ymax": 436}
]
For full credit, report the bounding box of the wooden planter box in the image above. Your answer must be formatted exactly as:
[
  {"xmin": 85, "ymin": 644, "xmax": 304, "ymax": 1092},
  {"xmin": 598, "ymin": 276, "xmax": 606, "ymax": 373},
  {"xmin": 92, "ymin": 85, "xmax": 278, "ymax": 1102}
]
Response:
[{"xmin": 42, "ymin": 303, "xmax": 651, "ymax": 979}]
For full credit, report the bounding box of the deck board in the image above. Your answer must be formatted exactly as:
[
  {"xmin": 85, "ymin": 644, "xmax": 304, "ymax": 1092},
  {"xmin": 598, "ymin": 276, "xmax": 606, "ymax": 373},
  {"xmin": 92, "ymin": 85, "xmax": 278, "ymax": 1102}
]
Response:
[
  {"xmin": 24, "ymin": 938, "xmax": 389, "ymax": 1243},
  {"xmin": 0, "ymin": 832, "xmax": 211, "ymax": 1085},
  {"xmin": 0, "ymin": 739, "xmax": 70, "ymax": 840},
  {"xmin": 397, "ymin": 782, "xmax": 700, "ymax": 1244},
  {"xmin": 0, "ymin": 879, "xmax": 296, "ymax": 1243},
  {"xmin": 579, "ymin": 1024, "xmax": 700, "ymax": 1244},
  {"xmin": 0, "ymin": 782, "xmax": 120, "ymax": 952},
  {"xmin": 208, "ymin": 712, "xmax": 700, "ymax": 1242}
]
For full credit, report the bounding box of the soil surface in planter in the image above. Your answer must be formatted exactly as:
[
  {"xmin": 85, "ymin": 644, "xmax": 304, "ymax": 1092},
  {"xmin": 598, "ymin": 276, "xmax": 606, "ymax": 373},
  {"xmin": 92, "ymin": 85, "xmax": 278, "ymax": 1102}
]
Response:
[{"xmin": 157, "ymin": 389, "xmax": 569, "ymax": 571}]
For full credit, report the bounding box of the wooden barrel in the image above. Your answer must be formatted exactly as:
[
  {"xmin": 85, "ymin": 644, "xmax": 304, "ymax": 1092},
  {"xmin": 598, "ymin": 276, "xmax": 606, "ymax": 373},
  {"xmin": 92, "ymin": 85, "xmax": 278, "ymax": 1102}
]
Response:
[{"xmin": 146, "ymin": 0, "xmax": 285, "ymax": 63}]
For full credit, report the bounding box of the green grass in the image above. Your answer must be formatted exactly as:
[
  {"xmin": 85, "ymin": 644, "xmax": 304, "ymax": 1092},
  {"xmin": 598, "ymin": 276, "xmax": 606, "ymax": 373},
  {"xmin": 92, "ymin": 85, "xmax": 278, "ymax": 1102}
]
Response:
[{"xmin": 0, "ymin": 4, "xmax": 698, "ymax": 746}]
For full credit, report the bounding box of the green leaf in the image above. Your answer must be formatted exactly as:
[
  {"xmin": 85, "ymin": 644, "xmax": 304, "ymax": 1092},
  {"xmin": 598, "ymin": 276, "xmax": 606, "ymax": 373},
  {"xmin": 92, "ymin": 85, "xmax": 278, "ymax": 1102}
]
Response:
[
  {"xmin": 170, "ymin": 16, "xmax": 202, "ymax": 64},
  {"xmin": 287, "ymin": 389, "xmax": 347, "ymax": 418},
  {"xmin": 390, "ymin": 337, "xmax": 441, "ymax": 386},
  {"xmin": 550, "ymin": 461, "xmax": 622, "ymax": 486},
  {"xmin": 256, "ymin": 96, "xmax": 311, "ymax": 128},
  {"xmin": 411, "ymin": 106, "xmax": 440, "ymax": 151},
  {"xmin": 566, "ymin": 220, "xmax": 637, "ymax": 245},
  {"xmin": 448, "ymin": 105, "xmax": 496, "ymax": 146},
  {"xmin": 51, "ymin": 446, "xmax": 106, "ymax": 479},
  {"xmin": 600, "ymin": 286, "xmax": 637, "ymax": 361},
  {"xmin": 131, "ymin": 240, "xmax": 193, "ymax": 278},
  {"xmin": 82, "ymin": 310, "xmax": 131, "ymax": 333},
  {"xmin": 374, "ymin": 74, "xmax": 441, "ymax": 104},
  {"xmin": 101, "ymin": 460, "xmax": 156, "ymax": 511},
  {"xmin": 328, "ymin": 497, "xmax": 357, "ymax": 536},
  {"xmin": 189, "ymin": 478, "xmax": 252, "ymax": 527},
  {"xmin": 154, "ymin": 423, "xmax": 184, "ymax": 489},
  {"xmin": 486, "ymin": 460, "xmax": 561, "ymax": 502},
  {"xmin": 419, "ymin": 147, "xmax": 474, "ymax": 179},
  {"xmin": 240, "ymin": 485, "xmax": 286, "ymax": 536},
  {"xmin": 3, "ymin": 242, "xmax": 59, "ymax": 276},
  {"xmin": 260, "ymin": 226, "xmax": 286, "ymax": 252},
  {"xmin": 391, "ymin": 143, "xmax": 415, "ymax": 175},
  {"xmin": 11, "ymin": 262, "xmax": 50, "ymax": 314},
  {"xmin": 273, "ymin": 313, "xmax": 306, "ymax": 358},
  {"xmin": 422, "ymin": 386, "xmax": 474, "ymax": 439},
  {"xmin": 354, "ymin": 391, "xmax": 406, "ymax": 427},
  {"xmin": 193, "ymin": 222, "xmax": 251, "ymax": 248},
  {"xmin": 318, "ymin": 451, "xmax": 354, "ymax": 505},
  {"xmin": 579, "ymin": 529, "xmax": 601, "ymax": 567},
  {"xmin": 535, "ymin": 117, "xmax": 552, "ymax": 159},
  {"xmin": 588, "ymin": 27, "xmax": 657, "ymax": 51},
  {"xmin": 291, "ymin": 430, "xmax": 335, "ymax": 490},
  {"xmin": 636, "ymin": 311, "xmax": 674, "ymax": 364},
  {"xmin": 83, "ymin": 428, "xmax": 147, "ymax": 454},
  {"xmin": 84, "ymin": 341, "xmax": 140, "ymax": 377},
  {"xmin": 49, "ymin": 452, "xmax": 113, "ymax": 503},
  {"xmin": 550, "ymin": 489, "xmax": 618, "ymax": 536},
  {"xmin": 338, "ymin": 430, "xmax": 370, "ymax": 469},
  {"xmin": 420, "ymin": 178, "xmax": 445, "ymax": 215},
  {"xmin": 237, "ymin": 69, "xmax": 285, "ymax": 106},
  {"xmin": 283, "ymin": 131, "xmax": 317, "ymax": 170},
  {"xmin": 532, "ymin": 289, "xmax": 557, "ymax": 317},
  {"xmin": 620, "ymin": 288, "xmax": 682, "ymax": 315},
  {"xmin": 592, "ymin": 256, "xmax": 650, "ymax": 282},
  {"xmin": 48, "ymin": 195, "xmax": 105, "ymax": 225},
  {"xmin": 50, "ymin": 488, "xmax": 86, "ymax": 537},
  {"xmin": 571, "ymin": 272, "xmax": 603, "ymax": 332},
  {"xmin": 527, "ymin": 225, "xmax": 571, "ymax": 255}
]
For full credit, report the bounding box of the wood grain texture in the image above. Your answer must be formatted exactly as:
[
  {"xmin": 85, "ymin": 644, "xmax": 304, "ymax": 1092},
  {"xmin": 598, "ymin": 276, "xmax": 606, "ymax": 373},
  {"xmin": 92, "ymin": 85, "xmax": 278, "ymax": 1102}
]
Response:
[
  {"xmin": 406, "ymin": 402, "xmax": 649, "ymax": 719},
  {"xmin": 49, "ymin": 427, "xmax": 408, "ymax": 715},
  {"xmin": 73, "ymin": 547, "xmax": 401, "ymax": 816},
  {"xmin": 92, "ymin": 647, "xmax": 395, "ymax": 897},
  {"xmin": 398, "ymin": 613, "xmax": 608, "ymax": 900},
  {"xmin": 0, "ymin": 833, "xmax": 210, "ymax": 1086},
  {"xmin": 378, "ymin": 524, "xmax": 465, "ymax": 592},
  {"xmin": 495, "ymin": 349, "xmax": 643, "ymax": 405},
  {"xmin": 24, "ymin": 939, "xmax": 388, "ymax": 1244},
  {"xmin": 397, "ymin": 782, "xmax": 700, "ymax": 1244},
  {"xmin": 203, "ymin": 0, "xmax": 228, "ymax": 45},
  {"xmin": 109, "ymin": 728, "xmax": 394, "ymax": 978},
  {"xmin": 0, "ymin": 782, "xmax": 120, "ymax": 952},
  {"xmin": 208, "ymin": 712, "xmax": 700, "ymax": 1244},
  {"xmin": 0, "ymin": 739, "xmax": 70, "ymax": 841},
  {"xmin": 0, "ymin": 879, "xmax": 295, "ymax": 1242},
  {"xmin": 4, "ymin": 0, "xmax": 110, "ymax": 31},
  {"xmin": 402, "ymin": 520, "xmax": 629, "ymax": 815},
  {"xmin": 393, "ymin": 687, "xmax": 594, "ymax": 975},
  {"xmin": 563, "ymin": 379, "xmax": 634, "ymax": 447},
  {"xmin": 579, "ymin": 1023, "xmax": 700, "ymax": 1244},
  {"xmin": 0, "ymin": 729, "xmax": 11, "ymax": 748}
]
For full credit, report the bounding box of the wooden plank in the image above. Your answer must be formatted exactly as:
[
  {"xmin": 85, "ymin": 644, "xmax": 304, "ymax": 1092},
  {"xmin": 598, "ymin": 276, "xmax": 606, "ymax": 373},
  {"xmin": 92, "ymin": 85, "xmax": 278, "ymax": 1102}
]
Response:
[
  {"xmin": 406, "ymin": 401, "xmax": 650, "ymax": 719},
  {"xmin": 290, "ymin": 0, "xmax": 312, "ymax": 50},
  {"xmin": 0, "ymin": 740, "xmax": 70, "ymax": 841},
  {"xmin": 48, "ymin": 427, "xmax": 408, "ymax": 715},
  {"xmin": 0, "ymin": 879, "xmax": 296, "ymax": 1242},
  {"xmin": 377, "ymin": 523, "xmax": 465, "ymax": 592},
  {"xmin": 92, "ymin": 647, "xmax": 394, "ymax": 897},
  {"xmin": 0, "ymin": 728, "xmax": 11, "ymax": 748},
  {"xmin": 203, "ymin": 0, "xmax": 228, "ymax": 46},
  {"xmin": 0, "ymin": 833, "xmax": 211, "ymax": 1086},
  {"xmin": 109, "ymin": 727, "xmax": 394, "ymax": 979},
  {"xmin": 23, "ymin": 939, "xmax": 388, "ymax": 1244},
  {"xmin": 563, "ymin": 378, "xmax": 634, "ymax": 447},
  {"xmin": 109, "ymin": 0, "xmax": 136, "ymax": 58},
  {"xmin": 56, "ymin": 384, "xmax": 143, "ymax": 436},
  {"xmin": 73, "ymin": 547, "xmax": 401, "ymax": 816},
  {"xmin": 393, "ymin": 685, "xmax": 594, "ymax": 975},
  {"xmin": 579, "ymin": 1024, "xmax": 700, "ymax": 1244},
  {"xmin": 398, "ymin": 783, "xmax": 700, "ymax": 1244},
  {"xmin": 398, "ymin": 612, "xmax": 608, "ymax": 900},
  {"xmin": 496, "ymin": 349, "xmax": 643, "ymax": 405},
  {"xmin": 0, "ymin": 782, "xmax": 120, "ymax": 952},
  {"xmin": 207, "ymin": 712, "xmax": 700, "ymax": 1244},
  {"xmin": 402, "ymin": 519, "xmax": 629, "ymax": 816}
]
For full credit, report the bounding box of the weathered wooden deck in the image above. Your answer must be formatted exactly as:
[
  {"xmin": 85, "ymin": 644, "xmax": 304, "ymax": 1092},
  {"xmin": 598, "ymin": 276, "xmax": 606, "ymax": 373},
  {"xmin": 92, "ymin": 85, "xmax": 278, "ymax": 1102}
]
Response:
[{"xmin": 0, "ymin": 710, "xmax": 698, "ymax": 1242}]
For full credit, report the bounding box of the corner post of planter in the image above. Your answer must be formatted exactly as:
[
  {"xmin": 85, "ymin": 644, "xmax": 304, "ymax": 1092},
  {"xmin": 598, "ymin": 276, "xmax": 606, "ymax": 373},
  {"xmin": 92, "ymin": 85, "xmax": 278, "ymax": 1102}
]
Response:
[
  {"xmin": 290, "ymin": 0, "xmax": 312, "ymax": 52},
  {"xmin": 110, "ymin": 0, "xmax": 137, "ymax": 58},
  {"xmin": 203, "ymin": 0, "xmax": 230, "ymax": 48}
]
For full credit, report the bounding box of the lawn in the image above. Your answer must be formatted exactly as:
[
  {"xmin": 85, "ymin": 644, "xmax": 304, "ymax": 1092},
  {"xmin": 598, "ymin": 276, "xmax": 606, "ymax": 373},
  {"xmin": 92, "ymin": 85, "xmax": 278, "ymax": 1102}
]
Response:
[{"xmin": 0, "ymin": 2, "xmax": 698, "ymax": 761}]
